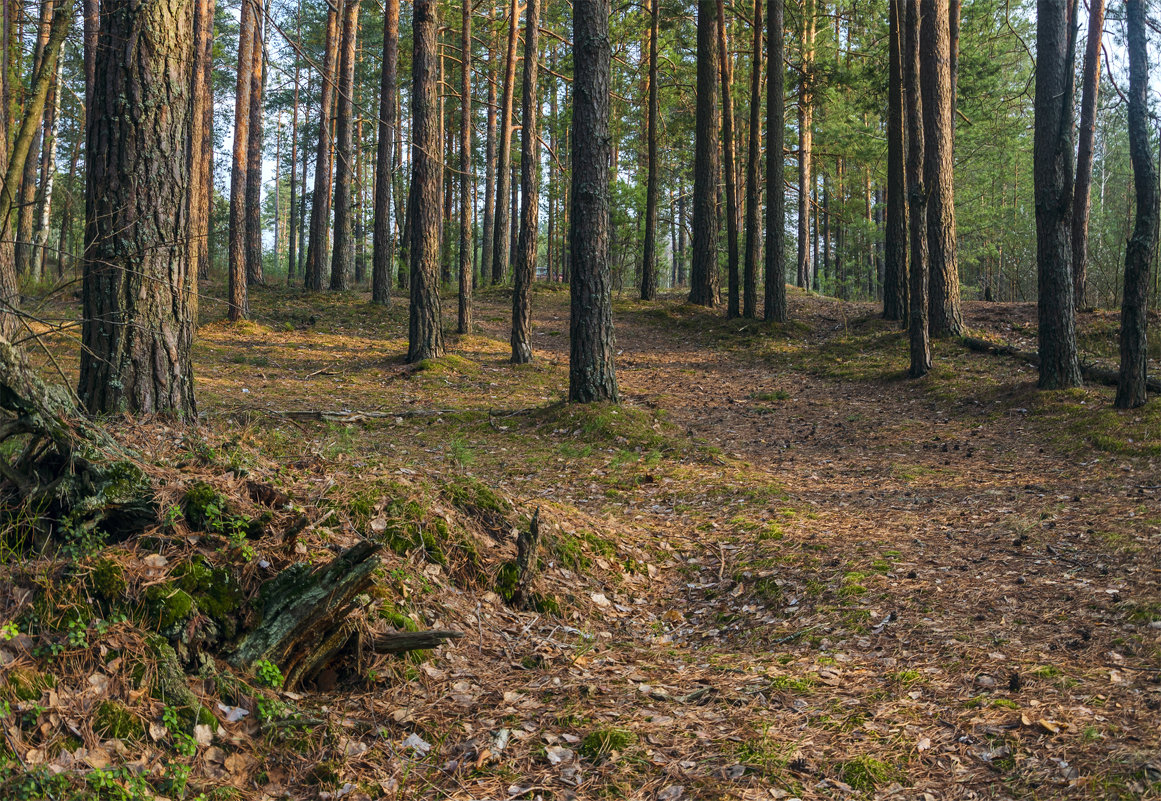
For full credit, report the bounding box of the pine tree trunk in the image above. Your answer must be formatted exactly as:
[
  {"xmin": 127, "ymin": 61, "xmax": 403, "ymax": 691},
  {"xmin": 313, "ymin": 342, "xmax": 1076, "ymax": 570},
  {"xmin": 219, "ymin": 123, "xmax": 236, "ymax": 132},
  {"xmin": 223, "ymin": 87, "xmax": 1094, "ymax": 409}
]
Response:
[
  {"xmin": 796, "ymin": 0, "xmax": 815, "ymax": 291},
  {"xmin": 883, "ymin": 0, "xmax": 907, "ymax": 322},
  {"xmin": 480, "ymin": 17, "xmax": 497, "ymax": 289},
  {"xmin": 304, "ymin": 4, "xmax": 339, "ymax": 291},
  {"xmin": 227, "ymin": 0, "xmax": 255, "ymax": 318},
  {"xmin": 510, "ymin": 0, "xmax": 540, "ymax": 363},
  {"xmin": 492, "ymin": 0, "xmax": 520, "ymax": 285},
  {"xmin": 905, "ymin": 0, "xmax": 929, "ymax": 376},
  {"xmin": 79, "ymin": 0, "xmax": 195, "ymax": 417},
  {"xmin": 329, "ymin": 0, "xmax": 358, "ymax": 291},
  {"xmin": 245, "ymin": 0, "xmax": 267, "ymax": 286},
  {"xmin": 372, "ymin": 0, "xmax": 398, "ymax": 305},
  {"xmin": 639, "ymin": 0, "xmax": 659, "ymax": 301},
  {"xmin": 407, "ymin": 0, "xmax": 443, "ymax": 363},
  {"xmin": 764, "ymin": 0, "xmax": 786, "ymax": 321},
  {"xmin": 287, "ymin": 47, "xmax": 299, "ymax": 283},
  {"xmin": 15, "ymin": 0, "xmax": 51, "ymax": 281},
  {"xmin": 457, "ymin": 0, "xmax": 472, "ymax": 333},
  {"xmin": 568, "ymin": 0, "xmax": 618, "ymax": 403},
  {"xmin": 716, "ymin": 0, "xmax": 740, "ymax": 317},
  {"xmin": 1071, "ymin": 0, "xmax": 1103, "ymax": 311},
  {"xmin": 190, "ymin": 0, "xmax": 213, "ymax": 286},
  {"xmin": 33, "ymin": 57, "xmax": 59, "ymax": 278},
  {"xmin": 741, "ymin": 0, "xmax": 761, "ymax": 319},
  {"xmin": 689, "ymin": 0, "xmax": 720, "ymax": 308}
]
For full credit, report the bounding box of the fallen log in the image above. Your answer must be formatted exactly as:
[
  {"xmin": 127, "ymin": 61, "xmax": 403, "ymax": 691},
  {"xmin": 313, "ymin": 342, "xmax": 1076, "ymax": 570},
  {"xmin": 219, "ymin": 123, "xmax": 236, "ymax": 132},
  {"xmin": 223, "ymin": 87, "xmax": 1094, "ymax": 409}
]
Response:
[
  {"xmin": 960, "ymin": 335, "xmax": 1161, "ymax": 394},
  {"xmin": 370, "ymin": 630, "xmax": 464, "ymax": 654}
]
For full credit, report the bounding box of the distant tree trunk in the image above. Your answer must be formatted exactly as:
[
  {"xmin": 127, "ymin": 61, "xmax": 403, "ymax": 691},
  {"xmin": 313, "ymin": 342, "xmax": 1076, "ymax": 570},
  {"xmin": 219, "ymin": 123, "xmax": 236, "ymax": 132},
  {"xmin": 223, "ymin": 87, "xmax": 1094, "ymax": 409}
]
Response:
[
  {"xmin": 15, "ymin": 0, "xmax": 51, "ymax": 281},
  {"xmin": 511, "ymin": 0, "xmax": 540, "ymax": 362},
  {"xmin": 742, "ymin": 0, "xmax": 761, "ymax": 319},
  {"xmin": 764, "ymin": 0, "xmax": 786, "ymax": 321},
  {"xmin": 33, "ymin": 58, "xmax": 60, "ymax": 278},
  {"xmin": 904, "ymin": 0, "xmax": 929, "ymax": 376},
  {"xmin": 304, "ymin": 5, "xmax": 339, "ymax": 291},
  {"xmin": 883, "ymin": 0, "xmax": 907, "ymax": 322},
  {"xmin": 480, "ymin": 18, "xmax": 498, "ymax": 289},
  {"xmin": 1033, "ymin": 0, "xmax": 1082, "ymax": 388},
  {"xmin": 190, "ymin": 0, "xmax": 214, "ymax": 285},
  {"xmin": 796, "ymin": 0, "xmax": 815, "ymax": 291},
  {"xmin": 79, "ymin": 0, "xmax": 195, "ymax": 417},
  {"xmin": 716, "ymin": 0, "xmax": 740, "ymax": 317},
  {"xmin": 329, "ymin": 0, "xmax": 358, "ymax": 291},
  {"xmin": 492, "ymin": 0, "xmax": 520, "ymax": 284},
  {"xmin": 457, "ymin": 0, "xmax": 472, "ymax": 333},
  {"xmin": 689, "ymin": 0, "xmax": 720, "ymax": 308},
  {"xmin": 227, "ymin": 0, "xmax": 255, "ymax": 319},
  {"xmin": 245, "ymin": 0, "xmax": 267, "ymax": 286},
  {"xmin": 407, "ymin": 0, "xmax": 443, "ymax": 363},
  {"xmin": 299, "ymin": 75, "xmax": 311, "ymax": 278},
  {"xmin": 639, "ymin": 0, "xmax": 659, "ymax": 302},
  {"xmin": 919, "ymin": 0, "xmax": 962, "ymax": 336},
  {"xmin": 287, "ymin": 48, "xmax": 299, "ymax": 283},
  {"xmin": 372, "ymin": 0, "xmax": 398, "ymax": 305},
  {"xmin": 569, "ymin": 0, "xmax": 618, "ymax": 403},
  {"xmin": 1115, "ymin": 0, "xmax": 1156, "ymax": 408},
  {"xmin": 1071, "ymin": 0, "xmax": 1103, "ymax": 311},
  {"xmin": 677, "ymin": 189, "xmax": 687, "ymax": 286}
]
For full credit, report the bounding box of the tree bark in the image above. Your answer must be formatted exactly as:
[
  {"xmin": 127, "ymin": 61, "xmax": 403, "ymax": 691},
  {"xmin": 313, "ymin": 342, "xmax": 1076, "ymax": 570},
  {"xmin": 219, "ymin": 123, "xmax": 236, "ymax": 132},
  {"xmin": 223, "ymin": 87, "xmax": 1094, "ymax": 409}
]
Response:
[
  {"xmin": 492, "ymin": 0, "xmax": 520, "ymax": 284},
  {"xmin": 457, "ymin": 0, "xmax": 472, "ymax": 333},
  {"xmin": 304, "ymin": 4, "xmax": 339, "ymax": 291},
  {"xmin": 245, "ymin": 0, "xmax": 267, "ymax": 286},
  {"xmin": 689, "ymin": 0, "xmax": 720, "ymax": 308},
  {"xmin": 227, "ymin": 0, "xmax": 255, "ymax": 318},
  {"xmin": 1071, "ymin": 0, "xmax": 1103, "ymax": 311},
  {"xmin": 287, "ymin": 27, "xmax": 300, "ymax": 284},
  {"xmin": 905, "ymin": 0, "xmax": 930, "ymax": 377},
  {"xmin": 329, "ymin": 0, "xmax": 359, "ymax": 291},
  {"xmin": 764, "ymin": 0, "xmax": 786, "ymax": 321},
  {"xmin": 742, "ymin": 0, "xmax": 761, "ymax": 319},
  {"xmin": 189, "ymin": 0, "xmax": 213, "ymax": 287},
  {"xmin": 639, "ymin": 0, "xmax": 660, "ymax": 302},
  {"xmin": 79, "ymin": 0, "xmax": 195, "ymax": 417},
  {"xmin": 33, "ymin": 57, "xmax": 60, "ymax": 279},
  {"xmin": 371, "ymin": 0, "xmax": 398, "ymax": 305},
  {"xmin": 480, "ymin": 16, "xmax": 498, "ymax": 289},
  {"xmin": 14, "ymin": 0, "xmax": 52, "ymax": 282},
  {"xmin": 1033, "ymin": 0, "xmax": 1082, "ymax": 388},
  {"xmin": 716, "ymin": 0, "xmax": 740, "ymax": 317},
  {"xmin": 796, "ymin": 0, "xmax": 815, "ymax": 291},
  {"xmin": 1115, "ymin": 0, "xmax": 1156, "ymax": 408},
  {"xmin": 510, "ymin": 0, "xmax": 540, "ymax": 363},
  {"xmin": 883, "ymin": 0, "xmax": 908, "ymax": 322},
  {"xmin": 569, "ymin": 0, "xmax": 619, "ymax": 403},
  {"xmin": 407, "ymin": 0, "xmax": 444, "ymax": 363}
]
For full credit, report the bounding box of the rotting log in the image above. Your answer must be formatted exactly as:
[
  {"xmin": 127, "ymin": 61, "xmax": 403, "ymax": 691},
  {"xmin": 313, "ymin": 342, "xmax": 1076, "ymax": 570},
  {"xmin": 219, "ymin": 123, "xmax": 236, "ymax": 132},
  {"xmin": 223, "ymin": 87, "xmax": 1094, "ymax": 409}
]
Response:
[
  {"xmin": 370, "ymin": 629, "xmax": 463, "ymax": 654},
  {"xmin": 506, "ymin": 507, "xmax": 541, "ymax": 611},
  {"xmin": 960, "ymin": 335, "xmax": 1161, "ymax": 394}
]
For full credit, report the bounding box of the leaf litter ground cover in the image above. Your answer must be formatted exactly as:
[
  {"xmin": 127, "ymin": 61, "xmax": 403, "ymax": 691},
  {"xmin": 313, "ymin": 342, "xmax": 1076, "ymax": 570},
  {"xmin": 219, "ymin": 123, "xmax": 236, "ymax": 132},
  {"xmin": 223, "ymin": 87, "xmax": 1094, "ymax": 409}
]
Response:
[{"xmin": 3, "ymin": 283, "xmax": 1160, "ymax": 800}]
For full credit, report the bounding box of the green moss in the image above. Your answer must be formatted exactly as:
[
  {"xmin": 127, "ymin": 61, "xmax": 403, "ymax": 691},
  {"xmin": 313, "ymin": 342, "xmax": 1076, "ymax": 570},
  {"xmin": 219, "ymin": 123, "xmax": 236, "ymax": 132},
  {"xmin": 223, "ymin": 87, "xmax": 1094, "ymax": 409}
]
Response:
[
  {"xmin": 378, "ymin": 601, "xmax": 419, "ymax": 632},
  {"xmin": 94, "ymin": 701, "xmax": 144, "ymax": 741},
  {"xmin": 5, "ymin": 668, "xmax": 54, "ymax": 702},
  {"xmin": 142, "ymin": 585, "xmax": 196, "ymax": 630},
  {"xmin": 548, "ymin": 532, "xmax": 590, "ymax": 572},
  {"xmin": 182, "ymin": 482, "xmax": 228, "ymax": 531},
  {"xmin": 442, "ymin": 476, "xmax": 512, "ymax": 520},
  {"xmin": 495, "ymin": 561, "xmax": 521, "ymax": 603},
  {"xmin": 172, "ymin": 556, "xmax": 241, "ymax": 634},
  {"xmin": 840, "ymin": 756, "xmax": 899, "ymax": 792},
  {"xmin": 578, "ymin": 728, "xmax": 635, "ymax": 760},
  {"xmin": 414, "ymin": 354, "xmax": 480, "ymax": 375},
  {"xmin": 89, "ymin": 559, "xmax": 127, "ymax": 602}
]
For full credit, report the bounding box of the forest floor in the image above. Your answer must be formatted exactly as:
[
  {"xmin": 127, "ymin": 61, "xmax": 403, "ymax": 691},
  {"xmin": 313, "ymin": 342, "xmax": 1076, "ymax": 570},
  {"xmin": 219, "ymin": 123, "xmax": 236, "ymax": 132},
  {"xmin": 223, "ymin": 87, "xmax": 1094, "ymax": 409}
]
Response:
[{"xmin": 4, "ymin": 282, "xmax": 1161, "ymax": 801}]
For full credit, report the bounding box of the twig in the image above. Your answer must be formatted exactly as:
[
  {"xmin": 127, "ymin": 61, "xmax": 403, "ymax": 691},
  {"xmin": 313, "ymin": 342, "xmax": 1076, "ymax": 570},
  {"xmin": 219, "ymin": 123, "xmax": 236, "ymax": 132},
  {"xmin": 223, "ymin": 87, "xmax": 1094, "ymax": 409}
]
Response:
[{"xmin": 772, "ymin": 624, "xmax": 822, "ymax": 644}]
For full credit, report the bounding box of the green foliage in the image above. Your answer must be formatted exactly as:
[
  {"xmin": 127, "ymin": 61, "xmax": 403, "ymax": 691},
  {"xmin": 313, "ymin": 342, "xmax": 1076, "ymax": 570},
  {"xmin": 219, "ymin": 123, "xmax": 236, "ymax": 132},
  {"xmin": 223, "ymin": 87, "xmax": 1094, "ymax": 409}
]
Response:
[{"xmin": 578, "ymin": 728, "xmax": 635, "ymax": 760}]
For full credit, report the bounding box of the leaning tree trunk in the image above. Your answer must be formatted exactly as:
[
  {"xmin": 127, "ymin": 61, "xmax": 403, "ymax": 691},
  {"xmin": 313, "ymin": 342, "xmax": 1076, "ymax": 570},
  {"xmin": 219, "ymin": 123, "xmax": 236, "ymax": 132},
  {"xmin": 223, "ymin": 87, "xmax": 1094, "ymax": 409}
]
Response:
[
  {"xmin": 1033, "ymin": 0, "xmax": 1082, "ymax": 389},
  {"xmin": 741, "ymin": 0, "xmax": 761, "ymax": 319},
  {"xmin": 1115, "ymin": 0, "xmax": 1157, "ymax": 409},
  {"xmin": 407, "ymin": 0, "xmax": 443, "ymax": 363},
  {"xmin": 329, "ymin": 0, "xmax": 359, "ymax": 291},
  {"xmin": 905, "ymin": 0, "xmax": 930, "ymax": 377},
  {"xmin": 371, "ymin": 0, "xmax": 399, "ymax": 305},
  {"xmin": 689, "ymin": 0, "xmax": 720, "ymax": 308},
  {"xmin": 716, "ymin": 0, "xmax": 740, "ymax": 317},
  {"xmin": 883, "ymin": 0, "xmax": 908, "ymax": 323},
  {"xmin": 491, "ymin": 0, "xmax": 520, "ymax": 284},
  {"xmin": 764, "ymin": 0, "xmax": 786, "ymax": 322},
  {"xmin": 510, "ymin": 0, "xmax": 540, "ymax": 364},
  {"xmin": 640, "ymin": 0, "xmax": 660, "ymax": 302},
  {"xmin": 1071, "ymin": 0, "xmax": 1103, "ymax": 311},
  {"xmin": 568, "ymin": 0, "xmax": 619, "ymax": 403},
  {"xmin": 79, "ymin": 0, "xmax": 196, "ymax": 417},
  {"xmin": 304, "ymin": 4, "xmax": 339, "ymax": 291},
  {"xmin": 227, "ymin": 0, "xmax": 254, "ymax": 319},
  {"xmin": 457, "ymin": 0, "xmax": 473, "ymax": 333}
]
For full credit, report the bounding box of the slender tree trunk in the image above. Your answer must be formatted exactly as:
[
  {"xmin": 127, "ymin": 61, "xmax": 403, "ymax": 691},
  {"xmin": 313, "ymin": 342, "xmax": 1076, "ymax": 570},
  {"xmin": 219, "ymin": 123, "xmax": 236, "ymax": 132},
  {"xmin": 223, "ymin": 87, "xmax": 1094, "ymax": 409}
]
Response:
[
  {"xmin": 742, "ymin": 0, "xmax": 761, "ymax": 318},
  {"xmin": 764, "ymin": 0, "xmax": 786, "ymax": 321},
  {"xmin": 79, "ymin": 0, "xmax": 195, "ymax": 416},
  {"xmin": 227, "ymin": 0, "xmax": 255, "ymax": 318},
  {"xmin": 288, "ymin": 40, "xmax": 299, "ymax": 283},
  {"xmin": 905, "ymin": 0, "xmax": 929, "ymax": 376},
  {"xmin": 480, "ymin": 13, "xmax": 497, "ymax": 289},
  {"xmin": 1115, "ymin": 0, "xmax": 1156, "ymax": 408},
  {"xmin": 677, "ymin": 189, "xmax": 686, "ymax": 286},
  {"xmin": 245, "ymin": 0, "xmax": 267, "ymax": 285},
  {"xmin": 56, "ymin": 107, "xmax": 82, "ymax": 278},
  {"xmin": 33, "ymin": 57, "xmax": 60, "ymax": 278},
  {"xmin": 716, "ymin": 0, "xmax": 740, "ymax": 316},
  {"xmin": 640, "ymin": 0, "xmax": 660, "ymax": 301},
  {"xmin": 408, "ymin": 0, "xmax": 443, "ymax": 362},
  {"xmin": 883, "ymin": 0, "xmax": 907, "ymax": 321},
  {"xmin": 796, "ymin": 0, "xmax": 815, "ymax": 290},
  {"xmin": 372, "ymin": 0, "xmax": 398, "ymax": 304},
  {"xmin": 15, "ymin": 0, "xmax": 51, "ymax": 281},
  {"xmin": 190, "ymin": 0, "xmax": 213, "ymax": 285},
  {"xmin": 510, "ymin": 0, "xmax": 540, "ymax": 362},
  {"xmin": 457, "ymin": 0, "xmax": 472, "ymax": 333},
  {"xmin": 690, "ymin": 0, "xmax": 720, "ymax": 307},
  {"xmin": 569, "ymin": 0, "xmax": 618, "ymax": 403},
  {"xmin": 1071, "ymin": 0, "xmax": 1103, "ymax": 310},
  {"xmin": 329, "ymin": 0, "xmax": 358, "ymax": 290},
  {"xmin": 1033, "ymin": 0, "xmax": 1082, "ymax": 388},
  {"xmin": 492, "ymin": 0, "xmax": 520, "ymax": 284},
  {"xmin": 299, "ymin": 74, "xmax": 311, "ymax": 279},
  {"xmin": 304, "ymin": 4, "xmax": 339, "ymax": 291}
]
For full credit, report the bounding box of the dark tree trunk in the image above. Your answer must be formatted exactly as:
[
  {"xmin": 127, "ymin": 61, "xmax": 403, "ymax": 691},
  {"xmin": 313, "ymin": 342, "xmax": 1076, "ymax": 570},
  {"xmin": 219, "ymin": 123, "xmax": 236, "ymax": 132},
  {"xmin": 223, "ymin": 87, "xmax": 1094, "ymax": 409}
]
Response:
[
  {"xmin": 1115, "ymin": 0, "xmax": 1157, "ymax": 408},
  {"xmin": 481, "ymin": 22, "xmax": 498, "ymax": 289},
  {"xmin": 304, "ymin": 5, "xmax": 339, "ymax": 291},
  {"xmin": 227, "ymin": 0, "xmax": 255, "ymax": 318},
  {"xmin": 569, "ymin": 0, "xmax": 618, "ymax": 403},
  {"xmin": 716, "ymin": 0, "xmax": 740, "ymax": 317},
  {"xmin": 639, "ymin": 0, "xmax": 660, "ymax": 302},
  {"xmin": 407, "ymin": 0, "xmax": 443, "ymax": 363},
  {"xmin": 458, "ymin": 0, "xmax": 472, "ymax": 333},
  {"xmin": 919, "ymin": 0, "xmax": 961, "ymax": 336},
  {"xmin": 329, "ymin": 0, "xmax": 359, "ymax": 291},
  {"xmin": 79, "ymin": 0, "xmax": 195, "ymax": 417},
  {"xmin": 742, "ymin": 0, "xmax": 761, "ymax": 319},
  {"xmin": 1033, "ymin": 0, "xmax": 1082, "ymax": 388},
  {"xmin": 1071, "ymin": 0, "xmax": 1103, "ymax": 311},
  {"xmin": 905, "ymin": 0, "xmax": 930, "ymax": 376},
  {"xmin": 764, "ymin": 0, "xmax": 786, "ymax": 321},
  {"xmin": 510, "ymin": 0, "xmax": 539, "ymax": 362},
  {"xmin": 883, "ymin": 0, "xmax": 908, "ymax": 322},
  {"xmin": 245, "ymin": 0, "xmax": 266, "ymax": 286},
  {"xmin": 372, "ymin": 0, "xmax": 398, "ymax": 305},
  {"xmin": 689, "ymin": 0, "xmax": 720, "ymax": 308},
  {"xmin": 492, "ymin": 0, "xmax": 520, "ymax": 284},
  {"xmin": 189, "ymin": 0, "xmax": 213, "ymax": 290}
]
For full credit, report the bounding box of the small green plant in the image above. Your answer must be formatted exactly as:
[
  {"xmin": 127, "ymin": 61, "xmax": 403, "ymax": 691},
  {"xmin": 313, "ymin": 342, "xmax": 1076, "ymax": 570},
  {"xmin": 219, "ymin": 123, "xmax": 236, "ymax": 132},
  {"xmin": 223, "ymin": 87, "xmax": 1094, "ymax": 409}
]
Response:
[
  {"xmin": 254, "ymin": 659, "xmax": 284, "ymax": 689},
  {"xmin": 578, "ymin": 728, "xmax": 635, "ymax": 760},
  {"xmin": 162, "ymin": 706, "xmax": 197, "ymax": 757}
]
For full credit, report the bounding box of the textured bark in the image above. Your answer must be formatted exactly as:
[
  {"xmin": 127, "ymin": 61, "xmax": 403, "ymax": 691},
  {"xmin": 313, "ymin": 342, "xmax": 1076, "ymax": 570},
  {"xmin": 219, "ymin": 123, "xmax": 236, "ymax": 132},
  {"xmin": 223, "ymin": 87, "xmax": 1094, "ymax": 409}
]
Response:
[
  {"xmin": 640, "ymin": 0, "xmax": 660, "ymax": 302},
  {"xmin": 1071, "ymin": 0, "xmax": 1103, "ymax": 310},
  {"xmin": 227, "ymin": 0, "xmax": 254, "ymax": 318},
  {"xmin": 741, "ymin": 0, "xmax": 761, "ymax": 319},
  {"xmin": 79, "ymin": 0, "xmax": 195, "ymax": 417},
  {"xmin": 304, "ymin": 5, "xmax": 339, "ymax": 291},
  {"xmin": 480, "ymin": 24, "xmax": 498, "ymax": 290},
  {"xmin": 457, "ymin": 0, "xmax": 472, "ymax": 333},
  {"xmin": 905, "ymin": 0, "xmax": 930, "ymax": 377},
  {"xmin": 510, "ymin": 0, "xmax": 539, "ymax": 363},
  {"xmin": 919, "ymin": 0, "xmax": 962, "ymax": 336},
  {"xmin": 1115, "ymin": 0, "xmax": 1156, "ymax": 409},
  {"xmin": 1033, "ymin": 0, "xmax": 1082, "ymax": 389},
  {"xmin": 33, "ymin": 58, "xmax": 60, "ymax": 278},
  {"xmin": 329, "ymin": 0, "xmax": 358, "ymax": 291},
  {"xmin": 883, "ymin": 0, "xmax": 908, "ymax": 322},
  {"xmin": 492, "ymin": 0, "xmax": 520, "ymax": 284},
  {"xmin": 716, "ymin": 0, "xmax": 740, "ymax": 317},
  {"xmin": 371, "ymin": 0, "xmax": 398, "ymax": 305},
  {"xmin": 764, "ymin": 0, "xmax": 786, "ymax": 321},
  {"xmin": 189, "ymin": 0, "xmax": 213, "ymax": 286},
  {"xmin": 569, "ymin": 0, "xmax": 618, "ymax": 403},
  {"xmin": 407, "ymin": 0, "xmax": 443, "ymax": 363},
  {"xmin": 245, "ymin": 0, "xmax": 266, "ymax": 286},
  {"xmin": 287, "ymin": 55, "xmax": 299, "ymax": 283},
  {"xmin": 796, "ymin": 0, "xmax": 815, "ymax": 291},
  {"xmin": 15, "ymin": 0, "xmax": 52, "ymax": 281},
  {"xmin": 689, "ymin": 0, "xmax": 720, "ymax": 308}
]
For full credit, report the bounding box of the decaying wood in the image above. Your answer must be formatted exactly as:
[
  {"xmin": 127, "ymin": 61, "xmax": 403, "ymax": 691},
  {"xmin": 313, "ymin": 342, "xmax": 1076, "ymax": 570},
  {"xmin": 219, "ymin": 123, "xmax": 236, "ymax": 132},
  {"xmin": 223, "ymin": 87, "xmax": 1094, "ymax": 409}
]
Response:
[
  {"xmin": 960, "ymin": 336, "xmax": 1161, "ymax": 393},
  {"xmin": 370, "ymin": 629, "xmax": 463, "ymax": 654},
  {"xmin": 510, "ymin": 507, "xmax": 541, "ymax": 610}
]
